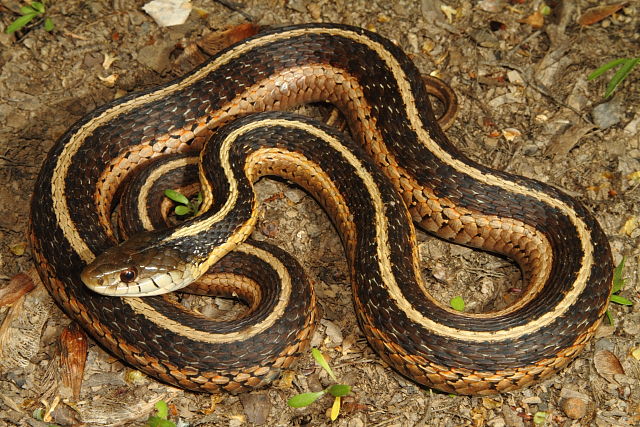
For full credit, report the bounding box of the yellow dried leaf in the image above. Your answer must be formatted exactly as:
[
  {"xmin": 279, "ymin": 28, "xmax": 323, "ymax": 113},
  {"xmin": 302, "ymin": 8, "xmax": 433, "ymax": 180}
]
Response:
[
  {"xmin": 98, "ymin": 73, "xmax": 118, "ymax": 87},
  {"xmin": 502, "ymin": 128, "xmax": 522, "ymax": 141},
  {"xmin": 330, "ymin": 396, "xmax": 341, "ymax": 421},
  {"xmin": 275, "ymin": 370, "xmax": 296, "ymax": 388},
  {"xmin": 102, "ymin": 53, "xmax": 118, "ymax": 70},
  {"xmin": 440, "ymin": 5, "xmax": 457, "ymax": 22},
  {"xmin": 518, "ymin": 11, "xmax": 544, "ymax": 29},
  {"xmin": 627, "ymin": 171, "xmax": 640, "ymax": 181},
  {"xmin": 9, "ymin": 243, "xmax": 26, "ymax": 256},
  {"xmin": 631, "ymin": 347, "xmax": 640, "ymax": 361},
  {"xmin": 619, "ymin": 217, "xmax": 637, "ymax": 236}
]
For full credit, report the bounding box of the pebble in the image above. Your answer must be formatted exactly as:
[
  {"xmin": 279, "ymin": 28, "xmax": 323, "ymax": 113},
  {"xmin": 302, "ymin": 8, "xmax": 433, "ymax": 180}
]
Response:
[
  {"xmin": 560, "ymin": 397, "xmax": 588, "ymax": 419},
  {"xmin": 592, "ymin": 97, "xmax": 624, "ymax": 129}
]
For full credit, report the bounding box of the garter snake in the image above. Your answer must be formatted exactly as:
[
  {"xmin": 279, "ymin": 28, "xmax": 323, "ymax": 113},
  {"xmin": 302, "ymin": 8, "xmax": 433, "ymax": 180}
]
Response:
[{"xmin": 30, "ymin": 23, "xmax": 613, "ymax": 395}]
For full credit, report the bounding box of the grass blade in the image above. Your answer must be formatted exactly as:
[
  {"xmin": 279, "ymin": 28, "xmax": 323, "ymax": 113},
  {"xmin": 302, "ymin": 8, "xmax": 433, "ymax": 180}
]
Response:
[
  {"xmin": 312, "ymin": 348, "xmax": 337, "ymax": 381},
  {"xmin": 588, "ymin": 58, "xmax": 627, "ymax": 80},
  {"xmin": 611, "ymin": 257, "xmax": 626, "ymax": 294},
  {"xmin": 610, "ymin": 294, "xmax": 633, "ymax": 306},
  {"xmin": 605, "ymin": 58, "xmax": 640, "ymax": 98}
]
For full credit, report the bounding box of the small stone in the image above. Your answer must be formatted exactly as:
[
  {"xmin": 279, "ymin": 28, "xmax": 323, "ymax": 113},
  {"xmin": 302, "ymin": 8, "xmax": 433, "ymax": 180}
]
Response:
[
  {"xmin": 560, "ymin": 397, "xmax": 588, "ymax": 419},
  {"xmin": 307, "ymin": 3, "xmax": 321, "ymax": 19},
  {"xmin": 287, "ymin": 0, "xmax": 306, "ymax": 13},
  {"xmin": 592, "ymin": 97, "xmax": 624, "ymax": 129}
]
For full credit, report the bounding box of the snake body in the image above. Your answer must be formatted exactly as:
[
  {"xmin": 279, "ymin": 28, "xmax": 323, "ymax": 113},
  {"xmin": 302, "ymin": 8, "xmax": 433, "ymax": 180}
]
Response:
[{"xmin": 30, "ymin": 23, "xmax": 612, "ymax": 395}]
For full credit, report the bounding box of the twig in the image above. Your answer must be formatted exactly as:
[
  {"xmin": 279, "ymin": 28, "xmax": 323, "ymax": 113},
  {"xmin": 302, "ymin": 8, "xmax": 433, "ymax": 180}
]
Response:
[{"xmin": 214, "ymin": 0, "xmax": 254, "ymax": 21}]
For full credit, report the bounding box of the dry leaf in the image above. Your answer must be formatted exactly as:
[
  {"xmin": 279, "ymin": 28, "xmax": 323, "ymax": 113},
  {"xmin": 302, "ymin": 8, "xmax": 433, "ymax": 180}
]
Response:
[
  {"xmin": 627, "ymin": 171, "xmax": 640, "ymax": 181},
  {"xmin": 545, "ymin": 123, "xmax": 594, "ymax": 156},
  {"xmin": 440, "ymin": 5, "xmax": 457, "ymax": 22},
  {"xmin": 593, "ymin": 349, "xmax": 625, "ymax": 377},
  {"xmin": 518, "ymin": 11, "xmax": 544, "ymax": 29},
  {"xmin": 502, "ymin": 128, "xmax": 522, "ymax": 141},
  {"xmin": 59, "ymin": 323, "xmax": 88, "ymax": 400},
  {"xmin": 102, "ymin": 53, "xmax": 118, "ymax": 70},
  {"xmin": 619, "ymin": 216, "xmax": 637, "ymax": 236},
  {"xmin": 578, "ymin": 3, "xmax": 626, "ymax": 26},
  {"xmin": 98, "ymin": 73, "xmax": 118, "ymax": 87},
  {"xmin": 197, "ymin": 23, "xmax": 260, "ymax": 56},
  {"xmin": 9, "ymin": 242, "xmax": 26, "ymax": 256},
  {"xmin": 0, "ymin": 273, "xmax": 36, "ymax": 306}
]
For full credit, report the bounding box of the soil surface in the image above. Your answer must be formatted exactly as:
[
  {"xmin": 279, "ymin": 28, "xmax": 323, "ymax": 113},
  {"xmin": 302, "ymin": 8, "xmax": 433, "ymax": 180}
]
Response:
[{"xmin": 1, "ymin": 1, "xmax": 639, "ymax": 426}]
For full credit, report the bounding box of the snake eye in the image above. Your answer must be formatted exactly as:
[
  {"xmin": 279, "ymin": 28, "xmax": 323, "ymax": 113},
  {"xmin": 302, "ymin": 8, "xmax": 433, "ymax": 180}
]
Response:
[{"xmin": 119, "ymin": 268, "xmax": 137, "ymax": 283}]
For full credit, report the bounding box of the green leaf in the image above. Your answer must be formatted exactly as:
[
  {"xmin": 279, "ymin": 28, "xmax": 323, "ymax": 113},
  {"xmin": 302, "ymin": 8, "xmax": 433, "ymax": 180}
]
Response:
[
  {"xmin": 450, "ymin": 296, "xmax": 465, "ymax": 311},
  {"xmin": 330, "ymin": 396, "xmax": 341, "ymax": 421},
  {"xmin": 191, "ymin": 192, "xmax": 202, "ymax": 213},
  {"xmin": 164, "ymin": 189, "xmax": 189, "ymax": 205},
  {"xmin": 605, "ymin": 309, "xmax": 614, "ymax": 326},
  {"xmin": 588, "ymin": 58, "xmax": 627, "ymax": 80},
  {"xmin": 287, "ymin": 391, "xmax": 325, "ymax": 408},
  {"xmin": 605, "ymin": 58, "xmax": 640, "ymax": 98},
  {"xmin": 31, "ymin": 2, "xmax": 46, "ymax": 13},
  {"xmin": 155, "ymin": 401, "xmax": 169, "ymax": 419},
  {"xmin": 33, "ymin": 408, "xmax": 44, "ymax": 421},
  {"xmin": 610, "ymin": 294, "xmax": 633, "ymax": 306},
  {"xmin": 20, "ymin": 5, "xmax": 37, "ymax": 14},
  {"xmin": 312, "ymin": 348, "xmax": 337, "ymax": 382},
  {"xmin": 44, "ymin": 17, "xmax": 54, "ymax": 31},
  {"xmin": 146, "ymin": 416, "xmax": 175, "ymax": 427},
  {"xmin": 327, "ymin": 384, "xmax": 351, "ymax": 397},
  {"xmin": 174, "ymin": 205, "xmax": 191, "ymax": 216},
  {"xmin": 612, "ymin": 257, "xmax": 626, "ymax": 293},
  {"xmin": 6, "ymin": 13, "xmax": 38, "ymax": 34},
  {"xmin": 533, "ymin": 411, "xmax": 547, "ymax": 425}
]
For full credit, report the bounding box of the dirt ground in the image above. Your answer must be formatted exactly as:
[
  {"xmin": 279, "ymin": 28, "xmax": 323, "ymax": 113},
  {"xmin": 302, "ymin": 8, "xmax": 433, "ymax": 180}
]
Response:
[{"xmin": 0, "ymin": 0, "xmax": 639, "ymax": 426}]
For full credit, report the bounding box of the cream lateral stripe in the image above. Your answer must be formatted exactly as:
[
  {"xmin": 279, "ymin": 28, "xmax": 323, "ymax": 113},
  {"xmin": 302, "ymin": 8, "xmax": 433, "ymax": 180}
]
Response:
[
  {"xmin": 124, "ymin": 242, "xmax": 291, "ymax": 343},
  {"xmin": 341, "ymin": 29, "xmax": 594, "ymax": 339},
  {"xmin": 138, "ymin": 157, "xmax": 199, "ymax": 231},
  {"xmin": 215, "ymin": 117, "xmax": 592, "ymax": 342},
  {"xmin": 52, "ymin": 27, "xmax": 365, "ymax": 263}
]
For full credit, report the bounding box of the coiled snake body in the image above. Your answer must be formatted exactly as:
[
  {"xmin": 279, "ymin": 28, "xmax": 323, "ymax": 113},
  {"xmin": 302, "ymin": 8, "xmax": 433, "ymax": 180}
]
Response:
[{"xmin": 30, "ymin": 24, "xmax": 612, "ymax": 395}]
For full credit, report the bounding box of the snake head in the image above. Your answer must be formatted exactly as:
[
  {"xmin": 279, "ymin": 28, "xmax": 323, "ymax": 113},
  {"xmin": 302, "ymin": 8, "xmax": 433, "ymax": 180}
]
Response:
[{"xmin": 81, "ymin": 232, "xmax": 194, "ymax": 296}]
